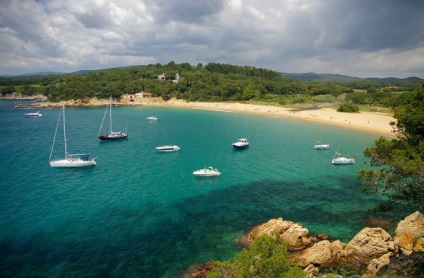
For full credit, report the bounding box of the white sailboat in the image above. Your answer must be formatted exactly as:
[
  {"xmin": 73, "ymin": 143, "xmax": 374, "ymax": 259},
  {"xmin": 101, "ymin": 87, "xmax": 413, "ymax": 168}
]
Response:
[
  {"xmin": 98, "ymin": 96, "xmax": 128, "ymax": 140},
  {"xmin": 49, "ymin": 105, "xmax": 96, "ymax": 167}
]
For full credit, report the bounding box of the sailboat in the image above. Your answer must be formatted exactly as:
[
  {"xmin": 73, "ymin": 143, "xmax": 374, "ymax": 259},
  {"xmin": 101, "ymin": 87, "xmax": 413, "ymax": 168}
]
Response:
[
  {"xmin": 98, "ymin": 96, "xmax": 128, "ymax": 140},
  {"xmin": 49, "ymin": 105, "xmax": 96, "ymax": 167}
]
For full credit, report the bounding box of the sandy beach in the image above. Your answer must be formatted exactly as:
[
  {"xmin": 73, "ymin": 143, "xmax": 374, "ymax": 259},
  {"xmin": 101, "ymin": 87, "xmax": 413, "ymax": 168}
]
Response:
[
  {"xmin": 122, "ymin": 98, "xmax": 397, "ymax": 138},
  {"xmin": 23, "ymin": 95, "xmax": 396, "ymax": 138}
]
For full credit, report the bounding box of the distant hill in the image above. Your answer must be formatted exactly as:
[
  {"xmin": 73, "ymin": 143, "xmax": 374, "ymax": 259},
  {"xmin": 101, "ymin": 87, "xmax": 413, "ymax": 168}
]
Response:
[
  {"xmin": 366, "ymin": 76, "xmax": 422, "ymax": 83},
  {"xmin": 281, "ymin": 72, "xmax": 422, "ymax": 83},
  {"xmin": 281, "ymin": 72, "xmax": 360, "ymax": 82},
  {"xmin": 0, "ymin": 72, "xmax": 63, "ymax": 79},
  {"xmin": 1, "ymin": 67, "xmax": 422, "ymax": 83}
]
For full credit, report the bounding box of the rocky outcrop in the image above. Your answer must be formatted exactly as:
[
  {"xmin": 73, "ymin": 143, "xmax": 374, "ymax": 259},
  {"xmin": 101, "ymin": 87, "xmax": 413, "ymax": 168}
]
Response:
[
  {"xmin": 247, "ymin": 218, "xmax": 314, "ymax": 251},
  {"xmin": 341, "ymin": 227, "xmax": 397, "ymax": 265},
  {"xmin": 246, "ymin": 211, "xmax": 423, "ymax": 276},
  {"xmin": 393, "ymin": 211, "xmax": 424, "ymax": 255},
  {"xmin": 366, "ymin": 253, "xmax": 392, "ymax": 275},
  {"xmin": 291, "ymin": 240, "xmax": 345, "ymax": 268}
]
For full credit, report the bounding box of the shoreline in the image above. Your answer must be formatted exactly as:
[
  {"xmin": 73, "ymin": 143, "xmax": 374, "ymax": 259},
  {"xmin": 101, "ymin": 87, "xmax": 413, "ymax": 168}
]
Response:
[
  {"xmin": 13, "ymin": 96, "xmax": 397, "ymax": 138},
  {"xmin": 128, "ymin": 98, "xmax": 397, "ymax": 138}
]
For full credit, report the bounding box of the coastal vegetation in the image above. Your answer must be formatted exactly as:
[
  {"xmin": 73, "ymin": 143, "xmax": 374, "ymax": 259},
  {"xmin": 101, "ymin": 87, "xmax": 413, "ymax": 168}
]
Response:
[
  {"xmin": 337, "ymin": 102, "xmax": 360, "ymax": 113},
  {"xmin": 0, "ymin": 62, "xmax": 421, "ymax": 109},
  {"xmin": 359, "ymin": 83, "xmax": 424, "ymax": 211},
  {"xmin": 205, "ymin": 235, "xmax": 307, "ymax": 278}
]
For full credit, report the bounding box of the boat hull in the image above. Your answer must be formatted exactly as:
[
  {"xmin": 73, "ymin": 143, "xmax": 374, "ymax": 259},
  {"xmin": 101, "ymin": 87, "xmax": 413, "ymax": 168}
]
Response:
[
  {"xmin": 155, "ymin": 145, "xmax": 180, "ymax": 151},
  {"xmin": 314, "ymin": 144, "xmax": 329, "ymax": 150},
  {"xmin": 332, "ymin": 158, "xmax": 355, "ymax": 165},
  {"xmin": 50, "ymin": 159, "xmax": 96, "ymax": 167},
  {"xmin": 25, "ymin": 113, "xmax": 42, "ymax": 117},
  {"xmin": 98, "ymin": 133, "xmax": 128, "ymax": 140},
  {"xmin": 232, "ymin": 144, "xmax": 249, "ymax": 150},
  {"xmin": 193, "ymin": 171, "xmax": 221, "ymax": 177}
]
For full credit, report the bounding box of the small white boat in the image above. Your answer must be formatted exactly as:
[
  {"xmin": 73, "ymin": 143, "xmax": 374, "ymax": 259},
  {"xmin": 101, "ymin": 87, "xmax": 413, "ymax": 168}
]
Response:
[
  {"xmin": 25, "ymin": 111, "xmax": 42, "ymax": 117},
  {"xmin": 155, "ymin": 145, "xmax": 180, "ymax": 152},
  {"xmin": 147, "ymin": 116, "xmax": 159, "ymax": 121},
  {"xmin": 314, "ymin": 141, "xmax": 330, "ymax": 150},
  {"xmin": 332, "ymin": 152, "xmax": 355, "ymax": 165},
  {"xmin": 232, "ymin": 138, "xmax": 249, "ymax": 149},
  {"xmin": 193, "ymin": 166, "xmax": 221, "ymax": 177}
]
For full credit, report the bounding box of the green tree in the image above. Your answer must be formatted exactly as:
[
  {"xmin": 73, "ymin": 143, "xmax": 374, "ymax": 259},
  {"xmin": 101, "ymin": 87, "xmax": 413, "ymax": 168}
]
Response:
[
  {"xmin": 0, "ymin": 85, "xmax": 16, "ymax": 96},
  {"xmin": 358, "ymin": 84, "xmax": 424, "ymax": 210},
  {"xmin": 206, "ymin": 235, "xmax": 306, "ymax": 278}
]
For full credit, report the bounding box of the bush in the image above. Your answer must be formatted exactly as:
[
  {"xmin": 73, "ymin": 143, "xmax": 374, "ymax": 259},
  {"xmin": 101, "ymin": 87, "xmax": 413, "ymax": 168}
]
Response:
[
  {"xmin": 206, "ymin": 235, "xmax": 307, "ymax": 278},
  {"xmin": 337, "ymin": 102, "xmax": 359, "ymax": 113}
]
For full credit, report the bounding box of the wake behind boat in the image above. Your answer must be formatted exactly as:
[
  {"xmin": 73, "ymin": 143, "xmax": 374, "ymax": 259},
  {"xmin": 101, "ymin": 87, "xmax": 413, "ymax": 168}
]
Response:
[
  {"xmin": 193, "ymin": 166, "xmax": 221, "ymax": 177},
  {"xmin": 98, "ymin": 96, "xmax": 128, "ymax": 140},
  {"xmin": 155, "ymin": 145, "xmax": 181, "ymax": 152},
  {"xmin": 25, "ymin": 111, "xmax": 42, "ymax": 117},
  {"xmin": 49, "ymin": 105, "xmax": 96, "ymax": 168}
]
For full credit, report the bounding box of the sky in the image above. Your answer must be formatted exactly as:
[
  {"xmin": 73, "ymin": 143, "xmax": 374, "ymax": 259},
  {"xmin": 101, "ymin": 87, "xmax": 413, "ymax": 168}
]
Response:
[{"xmin": 1, "ymin": 0, "xmax": 423, "ymax": 78}]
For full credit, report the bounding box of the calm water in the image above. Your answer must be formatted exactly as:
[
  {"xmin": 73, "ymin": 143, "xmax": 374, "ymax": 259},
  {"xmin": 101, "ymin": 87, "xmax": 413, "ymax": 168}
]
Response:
[{"xmin": 0, "ymin": 100, "xmax": 411, "ymax": 277}]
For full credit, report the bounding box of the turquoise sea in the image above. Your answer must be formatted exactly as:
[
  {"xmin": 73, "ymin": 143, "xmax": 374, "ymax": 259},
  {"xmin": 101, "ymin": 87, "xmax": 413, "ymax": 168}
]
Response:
[{"xmin": 0, "ymin": 100, "xmax": 412, "ymax": 277}]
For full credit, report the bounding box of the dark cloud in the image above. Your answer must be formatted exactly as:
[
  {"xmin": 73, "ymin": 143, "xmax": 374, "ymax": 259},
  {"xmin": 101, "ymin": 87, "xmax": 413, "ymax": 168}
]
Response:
[
  {"xmin": 150, "ymin": 0, "xmax": 225, "ymax": 24},
  {"xmin": 318, "ymin": 1, "xmax": 424, "ymax": 51},
  {"xmin": 74, "ymin": 9, "xmax": 114, "ymax": 29},
  {"xmin": 0, "ymin": 0, "xmax": 423, "ymax": 78}
]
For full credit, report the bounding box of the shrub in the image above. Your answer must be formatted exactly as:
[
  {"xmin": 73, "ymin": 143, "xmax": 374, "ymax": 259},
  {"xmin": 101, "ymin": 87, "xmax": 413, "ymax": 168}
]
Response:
[
  {"xmin": 206, "ymin": 235, "xmax": 307, "ymax": 278},
  {"xmin": 337, "ymin": 102, "xmax": 359, "ymax": 113}
]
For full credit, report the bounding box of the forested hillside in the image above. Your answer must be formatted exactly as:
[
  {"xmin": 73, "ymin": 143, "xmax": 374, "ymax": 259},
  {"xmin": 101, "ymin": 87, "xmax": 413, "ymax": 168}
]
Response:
[{"xmin": 0, "ymin": 62, "xmax": 421, "ymax": 107}]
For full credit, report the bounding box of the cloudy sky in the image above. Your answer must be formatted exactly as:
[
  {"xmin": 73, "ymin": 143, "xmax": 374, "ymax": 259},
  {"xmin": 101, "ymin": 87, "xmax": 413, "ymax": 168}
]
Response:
[{"xmin": 1, "ymin": 0, "xmax": 423, "ymax": 78}]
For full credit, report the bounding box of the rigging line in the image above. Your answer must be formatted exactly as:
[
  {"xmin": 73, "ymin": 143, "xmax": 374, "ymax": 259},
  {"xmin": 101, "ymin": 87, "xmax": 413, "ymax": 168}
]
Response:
[
  {"xmin": 49, "ymin": 106, "xmax": 62, "ymax": 161},
  {"xmin": 98, "ymin": 102, "xmax": 109, "ymax": 136}
]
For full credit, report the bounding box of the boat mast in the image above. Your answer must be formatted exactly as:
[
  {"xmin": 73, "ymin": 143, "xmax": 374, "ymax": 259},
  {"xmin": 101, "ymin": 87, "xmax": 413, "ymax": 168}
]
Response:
[
  {"xmin": 63, "ymin": 105, "xmax": 68, "ymax": 159},
  {"xmin": 49, "ymin": 105, "xmax": 62, "ymax": 161},
  {"xmin": 109, "ymin": 95, "xmax": 113, "ymax": 133}
]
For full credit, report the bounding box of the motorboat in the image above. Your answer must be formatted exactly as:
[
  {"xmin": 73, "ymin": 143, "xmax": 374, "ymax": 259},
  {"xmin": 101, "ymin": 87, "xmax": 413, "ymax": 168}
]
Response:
[
  {"xmin": 314, "ymin": 141, "xmax": 330, "ymax": 150},
  {"xmin": 193, "ymin": 166, "xmax": 221, "ymax": 177},
  {"xmin": 147, "ymin": 116, "xmax": 159, "ymax": 121},
  {"xmin": 25, "ymin": 111, "xmax": 42, "ymax": 117},
  {"xmin": 332, "ymin": 152, "xmax": 355, "ymax": 165},
  {"xmin": 155, "ymin": 145, "xmax": 181, "ymax": 152},
  {"xmin": 232, "ymin": 138, "xmax": 249, "ymax": 149},
  {"xmin": 98, "ymin": 96, "xmax": 128, "ymax": 140},
  {"xmin": 49, "ymin": 105, "xmax": 96, "ymax": 167}
]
